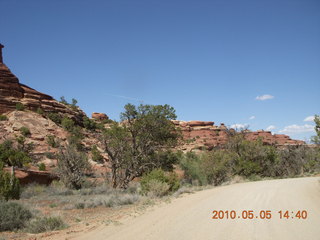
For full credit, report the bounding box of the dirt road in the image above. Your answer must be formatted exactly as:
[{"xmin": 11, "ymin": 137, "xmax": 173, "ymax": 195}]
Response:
[{"xmin": 69, "ymin": 177, "xmax": 320, "ymax": 240}]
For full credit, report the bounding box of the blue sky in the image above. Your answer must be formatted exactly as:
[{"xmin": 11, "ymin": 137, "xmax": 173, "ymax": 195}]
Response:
[{"xmin": 1, "ymin": 0, "xmax": 319, "ymax": 141}]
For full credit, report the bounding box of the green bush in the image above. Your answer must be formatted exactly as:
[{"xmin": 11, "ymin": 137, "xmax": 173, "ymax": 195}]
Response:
[
  {"xmin": 38, "ymin": 163, "xmax": 46, "ymax": 171},
  {"xmin": 15, "ymin": 103, "xmax": 25, "ymax": 111},
  {"xmin": 20, "ymin": 184, "xmax": 46, "ymax": 199},
  {"xmin": 47, "ymin": 112, "xmax": 62, "ymax": 125},
  {"xmin": 142, "ymin": 180, "xmax": 170, "ymax": 197},
  {"xmin": 91, "ymin": 145, "xmax": 104, "ymax": 163},
  {"xmin": 57, "ymin": 145, "xmax": 91, "ymax": 189},
  {"xmin": 179, "ymin": 152, "xmax": 207, "ymax": 185},
  {"xmin": 0, "ymin": 201, "xmax": 32, "ymax": 231},
  {"xmin": 201, "ymin": 150, "xmax": 234, "ymax": 185},
  {"xmin": 83, "ymin": 116, "xmax": 97, "ymax": 131},
  {"xmin": 46, "ymin": 135, "xmax": 59, "ymax": 148},
  {"xmin": 0, "ymin": 164, "xmax": 21, "ymax": 201},
  {"xmin": 36, "ymin": 108, "xmax": 44, "ymax": 115},
  {"xmin": 26, "ymin": 216, "xmax": 66, "ymax": 233},
  {"xmin": 0, "ymin": 115, "xmax": 8, "ymax": 121},
  {"xmin": 0, "ymin": 141, "xmax": 31, "ymax": 167},
  {"xmin": 61, "ymin": 117, "xmax": 75, "ymax": 132},
  {"xmin": 19, "ymin": 127, "xmax": 31, "ymax": 137},
  {"xmin": 140, "ymin": 169, "xmax": 180, "ymax": 196}
]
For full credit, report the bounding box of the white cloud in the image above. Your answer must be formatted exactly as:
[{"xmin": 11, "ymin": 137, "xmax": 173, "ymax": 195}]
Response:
[
  {"xmin": 231, "ymin": 123, "xmax": 249, "ymax": 129},
  {"xmin": 256, "ymin": 94, "xmax": 274, "ymax": 101},
  {"xmin": 279, "ymin": 124, "xmax": 315, "ymax": 134},
  {"xmin": 266, "ymin": 125, "xmax": 276, "ymax": 131},
  {"xmin": 249, "ymin": 116, "xmax": 255, "ymax": 120},
  {"xmin": 304, "ymin": 116, "xmax": 315, "ymax": 122}
]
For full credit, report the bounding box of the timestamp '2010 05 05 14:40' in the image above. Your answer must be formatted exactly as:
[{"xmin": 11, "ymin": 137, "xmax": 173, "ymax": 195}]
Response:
[{"xmin": 212, "ymin": 210, "xmax": 308, "ymax": 220}]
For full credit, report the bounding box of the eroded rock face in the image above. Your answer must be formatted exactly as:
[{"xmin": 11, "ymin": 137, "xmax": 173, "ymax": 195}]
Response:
[
  {"xmin": 0, "ymin": 44, "xmax": 85, "ymax": 122},
  {"xmin": 92, "ymin": 112, "xmax": 109, "ymax": 121},
  {"xmin": 173, "ymin": 120, "xmax": 305, "ymax": 152}
]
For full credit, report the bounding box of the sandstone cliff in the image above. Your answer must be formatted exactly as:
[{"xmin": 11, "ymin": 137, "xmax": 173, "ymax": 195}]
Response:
[
  {"xmin": 0, "ymin": 44, "xmax": 85, "ymax": 122},
  {"xmin": 173, "ymin": 120, "xmax": 305, "ymax": 152}
]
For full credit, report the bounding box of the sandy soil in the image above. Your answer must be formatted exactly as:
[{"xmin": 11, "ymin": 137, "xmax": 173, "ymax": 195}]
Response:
[{"xmin": 45, "ymin": 177, "xmax": 320, "ymax": 240}]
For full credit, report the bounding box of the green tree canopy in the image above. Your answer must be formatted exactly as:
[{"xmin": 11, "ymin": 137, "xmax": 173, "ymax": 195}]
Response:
[{"xmin": 103, "ymin": 103, "xmax": 180, "ymax": 188}]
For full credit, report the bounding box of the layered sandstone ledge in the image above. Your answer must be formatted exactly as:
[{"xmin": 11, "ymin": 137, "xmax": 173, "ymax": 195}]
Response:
[
  {"xmin": 0, "ymin": 44, "xmax": 85, "ymax": 121},
  {"xmin": 172, "ymin": 120, "xmax": 305, "ymax": 151}
]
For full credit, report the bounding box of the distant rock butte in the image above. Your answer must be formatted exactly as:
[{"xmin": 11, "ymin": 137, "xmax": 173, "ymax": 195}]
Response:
[
  {"xmin": 172, "ymin": 120, "xmax": 305, "ymax": 151},
  {"xmin": 92, "ymin": 112, "xmax": 109, "ymax": 121},
  {"xmin": 0, "ymin": 44, "xmax": 85, "ymax": 121}
]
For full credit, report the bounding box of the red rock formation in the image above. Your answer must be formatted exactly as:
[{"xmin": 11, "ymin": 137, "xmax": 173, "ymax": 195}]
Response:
[
  {"xmin": 4, "ymin": 168, "xmax": 58, "ymax": 185},
  {"xmin": 92, "ymin": 112, "xmax": 109, "ymax": 121},
  {"xmin": 173, "ymin": 120, "xmax": 305, "ymax": 152},
  {"xmin": 0, "ymin": 44, "xmax": 85, "ymax": 122}
]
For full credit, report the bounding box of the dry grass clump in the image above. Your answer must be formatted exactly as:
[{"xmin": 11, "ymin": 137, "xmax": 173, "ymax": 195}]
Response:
[{"xmin": 26, "ymin": 216, "xmax": 66, "ymax": 233}]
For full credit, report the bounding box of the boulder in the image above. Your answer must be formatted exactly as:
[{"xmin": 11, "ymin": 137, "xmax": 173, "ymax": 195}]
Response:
[{"xmin": 92, "ymin": 112, "xmax": 109, "ymax": 121}]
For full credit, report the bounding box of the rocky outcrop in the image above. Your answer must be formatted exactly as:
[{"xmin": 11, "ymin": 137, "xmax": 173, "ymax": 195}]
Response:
[
  {"xmin": 4, "ymin": 168, "xmax": 58, "ymax": 185},
  {"xmin": 0, "ymin": 44, "xmax": 85, "ymax": 122},
  {"xmin": 92, "ymin": 112, "xmax": 109, "ymax": 121},
  {"xmin": 173, "ymin": 120, "xmax": 305, "ymax": 152}
]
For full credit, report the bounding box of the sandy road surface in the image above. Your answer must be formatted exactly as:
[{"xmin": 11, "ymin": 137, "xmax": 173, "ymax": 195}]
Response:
[{"xmin": 69, "ymin": 177, "xmax": 320, "ymax": 240}]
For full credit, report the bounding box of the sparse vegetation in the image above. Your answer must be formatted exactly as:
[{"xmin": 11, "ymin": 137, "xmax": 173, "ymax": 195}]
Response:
[
  {"xmin": 46, "ymin": 112, "xmax": 62, "ymax": 124},
  {"xmin": 103, "ymin": 103, "xmax": 180, "ymax": 188},
  {"xmin": 46, "ymin": 135, "xmax": 59, "ymax": 148},
  {"xmin": 15, "ymin": 103, "xmax": 25, "ymax": 111},
  {"xmin": 140, "ymin": 169, "xmax": 180, "ymax": 197},
  {"xmin": 83, "ymin": 116, "xmax": 97, "ymax": 131},
  {"xmin": 311, "ymin": 115, "xmax": 320, "ymax": 144},
  {"xmin": 0, "ymin": 163, "xmax": 21, "ymax": 200},
  {"xmin": 57, "ymin": 145, "xmax": 91, "ymax": 190},
  {"xmin": 0, "ymin": 140, "xmax": 31, "ymax": 168},
  {"xmin": 0, "ymin": 115, "xmax": 8, "ymax": 121},
  {"xmin": 178, "ymin": 130, "xmax": 320, "ymax": 186},
  {"xmin": 59, "ymin": 96, "xmax": 78, "ymax": 111},
  {"xmin": 36, "ymin": 108, "xmax": 44, "ymax": 115},
  {"xmin": 38, "ymin": 163, "xmax": 46, "ymax": 171},
  {"xmin": 91, "ymin": 145, "xmax": 104, "ymax": 163},
  {"xmin": 26, "ymin": 216, "xmax": 66, "ymax": 233},
  {"xmin": 0, "ymin": 201, "xmax": 32, "ymax": 231},
  {"xmin": 19, "ymin": 126, "xmax": 31, "ymax": 137}
]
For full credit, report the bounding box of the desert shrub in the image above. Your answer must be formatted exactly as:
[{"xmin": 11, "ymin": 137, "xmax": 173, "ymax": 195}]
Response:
[
  {"xmin": 0, "ymin": 165, "xmax": 21, "ymax": 200},
  {"xmin": 19, "ymin": 127, "xmax": 31, "ymax": 137},
  {"xmin": 46, "ymin": 135, "xmax": 59, "ymax": 148},
  {"xmin": 67, "ymin": 133, "xmax": 84, "ymax": 151},
  {"xmin": 0, "ymin": 115, "xmax": 8, "ymax": 121},
  {"xmin": 0, "ymin": 141, "xmax": 31, "ymax": 167},
  {"xmin": 15, "ymin": 103, "xmax": 25, "ymax": 111},
  {"xmin": 47, "ymin": 112, "xmax": 62, "ymax": 125},
  {"xmin": 44, "ymin": 152, "xmax": 56, "ymax": 159},
  {"xmin": 179, "ymin": 152, "xmax": 207, "ymax": 185},
  {"xmin": 36, "ymin": 108, "xmax": 44, "ymax": 115},
  {"xmin": 0, "ymin": 201, "xmax": 32, "ymax": 231},
  {"xmin": 83, "ymin": 116, "xmax": 97, "ymax": 131},
  {"xmin": 57, "ymin": 145, "xmax": 91, "ymax": 189},
  {"xmin": 91, "ymin": 145, "xmax": 104, "ymax": 163},
  {"xmin": 143, "ymin": 180, "xmax": 170, "ymax": 197},
  {"xmin": 45, "ymin": 180, "xmax": 74, "ymax": 196},
  {"xmin": 61, "ymin": 117, "xmax": 75, "ymax": 132},
  {"xmin": 74, "ymin": 193, "xmax": 140, "ymax": 209},
  {"xmin": 26, "ymin": 216, "xmax": 66, "ymax": 233},
  {"xmin": 38, "ymin": 163, "xmax": 46, "ymax": 171},
  {"xmin": 201, "ymin": 150, "xmax": 235, "ymax": 185},
  {"xmin": 172, "ymin": 186, "xmax": 195, "ymax": 197},
  {"xmin": 20, "ymin": 184, "xmax": 46, "ymax": 199},
  {"xmin": 15, "ymin": 135, "xmax": 34, "ymax": 154},
  {"xmin": 275, "ymin": 146, "xmax": 320, "ymax": 177},
  {"xmin": 140, "ymin": 169, "xmax": 180, "ymax": 196}
]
